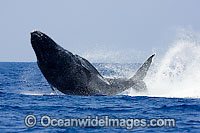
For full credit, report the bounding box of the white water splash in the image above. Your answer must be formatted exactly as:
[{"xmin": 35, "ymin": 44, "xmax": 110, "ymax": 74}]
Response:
[
  {"xmin": 21, "ymin": 92, "xmax": 45, "ymax": 96},
  {"xmin": 128, "ymin": 29, "xmax": 200, "ymax": 98}
]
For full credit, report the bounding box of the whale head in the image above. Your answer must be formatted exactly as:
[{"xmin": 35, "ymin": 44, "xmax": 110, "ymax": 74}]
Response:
[
  {"xmin": 30, "ymin": 30, "xmax": 73, "ymax": 66},
  {"xmin": 30, "ymin": 30, "xmax": 91, "ymax": 95}
]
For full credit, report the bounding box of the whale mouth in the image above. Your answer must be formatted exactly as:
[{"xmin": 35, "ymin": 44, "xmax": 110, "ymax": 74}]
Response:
[
  {"xmin": 30, "ymin": 30, "xmax": 48, "ymax": 61},
  {"xmin": 30, "ymin": 30, "xmax": 50, "ymax": 49},
  {"xmin": 30, "ymin": 30, "xmax": 67, "ymax": 62},
  {"xmin": 31, "ymin": 30, "xmax": 43, "ymax": 36},
  {"xmin": 30, "ymin": 30, "xmax": 44, "ymax": 43}
]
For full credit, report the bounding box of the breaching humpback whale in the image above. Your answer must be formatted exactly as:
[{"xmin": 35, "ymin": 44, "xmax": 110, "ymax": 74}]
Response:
[{"xmin": 31, "ymin": 30, "xmax": 155, "ymax": 96}]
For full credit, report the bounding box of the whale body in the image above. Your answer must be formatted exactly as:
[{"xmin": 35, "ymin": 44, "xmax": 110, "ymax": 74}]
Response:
[{"xmin": 31, "ymin": 31, "xmax": 155, "ymax": 95}]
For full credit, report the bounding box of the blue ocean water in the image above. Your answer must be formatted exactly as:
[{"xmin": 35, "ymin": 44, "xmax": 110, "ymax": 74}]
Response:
[{"xmin": 0, "ymin": 62, "xmax": 200, "ymax": 132}]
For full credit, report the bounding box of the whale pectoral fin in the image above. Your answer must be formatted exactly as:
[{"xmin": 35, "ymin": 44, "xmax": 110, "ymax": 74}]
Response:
[
  {"xmin": 74, "ymin": 54, "xmax": 102, "ymax": 76},
  {"xmin": 75, "ymin": 54, "xmax": 109, "ymax": 82},
  {"xmin": 132, "ymin": 80, "xmax": 147, "ymax": 91},
  {"xmin": 82, "ymin": 65, "xmax": 92, "ymax": 79},
  {"xmin": 50, "ymin": 85, "xmax": 58, "ymax": 95},
  {"xmin": 130, "ymin": 54, "xmax": 155, "ymax": 81},
  {"xmin": 124, "ymin": 54, "xmax": 155, "ymax": 92}
]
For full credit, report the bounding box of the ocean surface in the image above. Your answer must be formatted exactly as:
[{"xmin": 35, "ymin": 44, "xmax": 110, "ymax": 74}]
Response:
[{"xmin": 0, "ymin": 62, "xmax": 200, "ymax": 132}]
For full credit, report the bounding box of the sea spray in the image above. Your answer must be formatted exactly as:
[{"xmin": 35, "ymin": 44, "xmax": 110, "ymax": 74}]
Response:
[{"xmin": 129, "ymin": 30, "xmax": 200, "ymax": 98}]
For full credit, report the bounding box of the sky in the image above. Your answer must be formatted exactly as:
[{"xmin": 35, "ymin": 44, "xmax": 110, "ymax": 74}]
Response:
[{"xmin": 0, "ymin": 0, "xmax": 200, "ymax": 62}]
